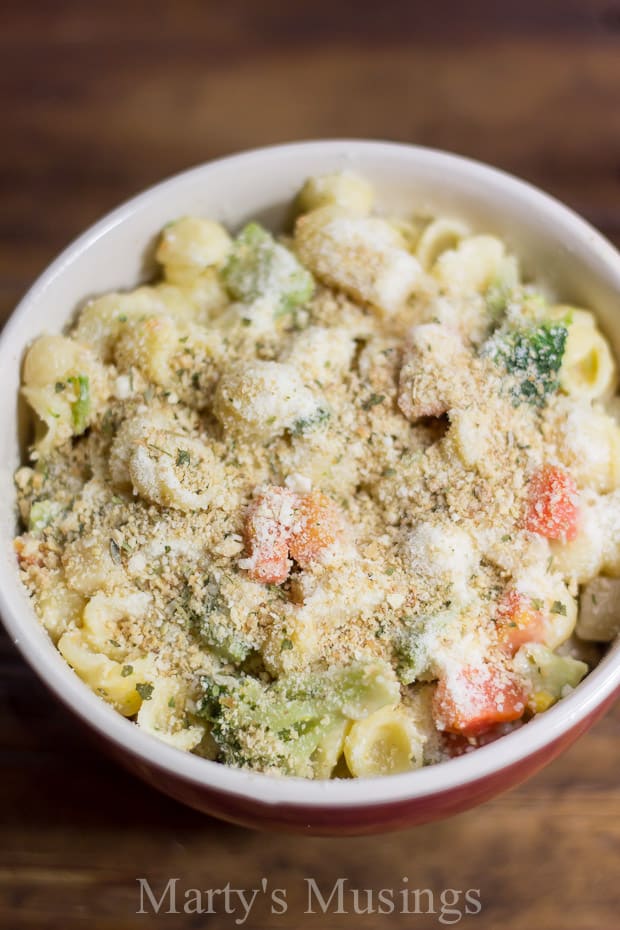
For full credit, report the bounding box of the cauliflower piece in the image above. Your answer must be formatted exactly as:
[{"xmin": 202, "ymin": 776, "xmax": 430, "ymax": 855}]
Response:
[
  {"xmin": 398, "ymin": 323, "xmax": 475, "ymax": 420},
  {"xmin": 214, "ymin": 360, "xmax": 326, "ymax": 442},
  {"xmin": 295, "ymin": 207, "xmax": 421, "ymax": 316}
]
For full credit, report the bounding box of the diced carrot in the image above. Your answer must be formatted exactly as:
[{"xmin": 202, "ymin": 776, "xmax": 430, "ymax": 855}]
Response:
[
  {"xmin": 247, "ymin": 540, "xmax": 290, "ymax": 585},
  {"xmin": 433, "ymin": 664, "xmax": 527, "ymax": 737},
  {"xmin": 243, "ymin": 487, "xmax": 345, "ymax": 584},
  {"xmin": 496, "ymin": 590, "xmax": 546, "ymax": 656},
  {"xmin": 243, "ymin": 487, "xmax": 296, "ymax": 584},
  {"xmin": 524, "ymin": 465, "xmax": 579, "ymax": 542},
  {"xmin": 289, "ymin": 490, "xmax": 343, "ymax": 568}
]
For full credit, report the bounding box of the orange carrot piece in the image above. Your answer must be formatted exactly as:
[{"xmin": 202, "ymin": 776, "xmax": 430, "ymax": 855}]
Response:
[
  {"xmin": 433, "ymin": 664, "xmax": 526, "ymax": 737},
  {"xmin": 496, "ymin": 590, "xmax": 547, "ymax": 656},
  {"xmin": 524, "ymin": 464, "xmax": 579, "ymax": 542},
  {"xmin": 243, "ymin": 487, "xmax": 297, "ymax": 584},
  {"xmin": 289, "ymin": 490, "xmax": 343, "ymax": 568}
]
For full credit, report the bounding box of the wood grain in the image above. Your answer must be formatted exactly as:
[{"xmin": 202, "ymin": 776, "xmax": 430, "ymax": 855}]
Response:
[{"xmin": 1, "ymin": 2, "xmax": 620, "ymax": 927}]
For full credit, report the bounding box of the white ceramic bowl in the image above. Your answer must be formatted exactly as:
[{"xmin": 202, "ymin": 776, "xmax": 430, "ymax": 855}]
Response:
[{"xmin": 1, "ymin": 141, "xmax": 619, "ymax": 834}]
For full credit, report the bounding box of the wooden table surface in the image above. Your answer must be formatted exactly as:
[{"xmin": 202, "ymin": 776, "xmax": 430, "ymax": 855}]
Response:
[{"xmin": 1, "ymin": 2, "xmax": 620, "ymax": 927}]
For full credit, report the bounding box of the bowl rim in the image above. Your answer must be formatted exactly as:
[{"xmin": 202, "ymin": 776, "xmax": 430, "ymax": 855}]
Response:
[{"xmin": 1, "ymin": 138, "xmax": 620, "ymax": 810}]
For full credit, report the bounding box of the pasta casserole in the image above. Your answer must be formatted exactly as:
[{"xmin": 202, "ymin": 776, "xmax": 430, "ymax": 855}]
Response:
[{"xmin": 14, "ymin": 171, "xmax": 620, "ymax": 778}]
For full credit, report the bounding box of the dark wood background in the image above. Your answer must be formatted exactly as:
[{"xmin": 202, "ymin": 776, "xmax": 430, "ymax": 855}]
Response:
[{"xmin": 1, "ymin": 2, "xmax": 619, "ymax": 927}]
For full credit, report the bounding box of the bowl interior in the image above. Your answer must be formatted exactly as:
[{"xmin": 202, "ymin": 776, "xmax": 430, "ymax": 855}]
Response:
[{"xmin": 1, "ymin": 140, "xmax": 619, "ymax": 808}]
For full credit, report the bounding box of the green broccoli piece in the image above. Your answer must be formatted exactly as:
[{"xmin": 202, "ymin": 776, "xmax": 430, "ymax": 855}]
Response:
[
  {"xmin": 28, "ymin": 499, "xmax": 62, "ymax": 534},
  {"xmin": 197, "ymin": 661, "xmax": 399, "ymax": 777},
  {"xmin": 484, "ymin": 256, "xmax": 520, "ymax": 317},
  {"xmin": 197, "ymin": 673, "xmax": 333, "ymax": 776},
  {"xmin": 68, "ymin": 374, "xmax": 91, "ymax": 434},
  {"xmin": 198, "ymin": 614, "xmax": 253, "ymax": 665},
  {"xmin": 396, "ymin": 635, "xmax": 426, "ymax": 686},
  {"xmin": 395, "ymin": 611, "xmax": 456, "ymax": 685},
  {"xmin": 183, "ymin": 575, "xmax": 254, "ymax": 665},
  {"xmin": 222, "ymin": 222, "xmax": 314, "ymax": 317},
  {"xmin": 484, "ymin": 320, "xmax": 567, "ymax": 406}
]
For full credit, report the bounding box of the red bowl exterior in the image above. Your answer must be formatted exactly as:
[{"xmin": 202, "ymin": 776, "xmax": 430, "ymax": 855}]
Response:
[{"xmin": 99, "ymin": 687, "xmax": 619, "ymax": 835}]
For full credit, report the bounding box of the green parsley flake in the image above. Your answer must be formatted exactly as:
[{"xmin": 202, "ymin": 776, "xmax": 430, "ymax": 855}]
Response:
[{"xmin": 362, "ymin": 393, "xmax": 385, "ymax": 410}]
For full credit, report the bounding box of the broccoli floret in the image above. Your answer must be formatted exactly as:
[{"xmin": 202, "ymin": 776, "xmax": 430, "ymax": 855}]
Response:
[
  {"xmin": 483, "ymin": 255, "xmax": 520, "ymax": 318},
  {"xmin": 197, "ymin": 673, "xmax": 333, "ymax": 775},
  {"xmin": 395, "ymin": 611, "xmax": 455, "ymax": 685},
  {"xmin": 197, "ymin": 661, "xmax": 400, "ymax": 777},
  {"xmin": 28, "ymin": 499, "xmax": 62, "ymax": 534},
  {"xmin": 198, "ymin": 614, "xmax": 253, "ymax": 665},
  {"xmin": 484, "ymin": 320, "xmax": 567, "ymax": 406},
  {"xmin": 221, "ymin": 222, "xmax": 314, "ymax": 317},
  {"xmin": 396, "ymin": 635, "xmax": 426, "ymax": 686},
  {"xmin": 177, "ymin": 575, "xmax": 254, "ymax": 666}
]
